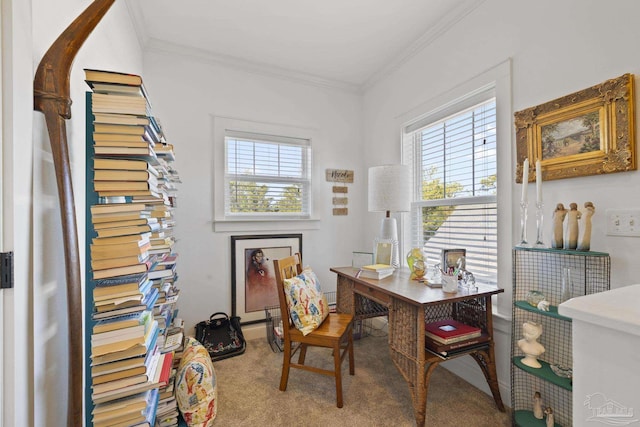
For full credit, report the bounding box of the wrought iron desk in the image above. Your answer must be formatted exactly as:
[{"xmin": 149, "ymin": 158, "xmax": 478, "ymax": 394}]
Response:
[{"xmin": 331, "ymin": 267, "xmax": 505, "ymax": 427}]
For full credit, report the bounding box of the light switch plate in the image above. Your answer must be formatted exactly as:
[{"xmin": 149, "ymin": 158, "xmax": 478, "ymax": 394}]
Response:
[{"xmin": 606, "ymin": 209, "xmax": 640, "ymax": 237}]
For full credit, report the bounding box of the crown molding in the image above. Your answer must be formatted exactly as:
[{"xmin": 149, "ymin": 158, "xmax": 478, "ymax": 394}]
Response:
[
  {"xmin": 124, "ymin": 0, "xmax": 359, "ymax": 93},
  {"xmin": 361, "ymin": 0, "xmax": 486, "ymax": 91},
  {"xmin": 145, "ymin": 38, "xmax": 361, "ymax": 94},
  {"xmin": 125, "ymin": 0, "xmax": 485, "ymax": 94}
]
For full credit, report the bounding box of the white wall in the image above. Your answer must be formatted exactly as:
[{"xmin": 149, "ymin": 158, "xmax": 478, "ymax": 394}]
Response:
[
  {"xmin": 3, "ymin": 0, "xmax": 35, "ymax": 425},
  {"xmin": 362, "ymin": 0, "xmax": 640, "ymax": 403},
  {"xmin": 142, "ymin": 50, "xmax": 365, "ymax": 337},
  {"xmin": 30, "ymin": 1, "xmax": 143, "ymax": 425}
]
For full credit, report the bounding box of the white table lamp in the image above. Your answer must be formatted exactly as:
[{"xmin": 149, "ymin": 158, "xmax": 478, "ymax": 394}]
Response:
[{"xmin": 368, "ymin": 165, "xmax": 411, "ymax": 268}]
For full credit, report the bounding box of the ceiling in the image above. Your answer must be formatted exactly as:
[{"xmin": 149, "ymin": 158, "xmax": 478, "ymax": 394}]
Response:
[{"xmin": 127, "ymin": 0, "xmax": 482, "ymax": 91}]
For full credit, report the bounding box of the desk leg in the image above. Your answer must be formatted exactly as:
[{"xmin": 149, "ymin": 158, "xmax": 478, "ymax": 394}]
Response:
[
  {"xmin": 336, "ymin": 275, "xmax": 355, "ymax": 315},
  {"xmin": 470, "ymin": 344, "xmax": 506, "ymax": 411},
  {"xmin": 388, "ymin": 298, "xmax": 427, "ymax": 427}
]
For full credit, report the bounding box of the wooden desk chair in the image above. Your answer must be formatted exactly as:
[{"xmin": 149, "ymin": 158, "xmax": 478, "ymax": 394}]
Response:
[{"xmin": 273, "ymin": 254, "xmax": 355, "ymax": 408}]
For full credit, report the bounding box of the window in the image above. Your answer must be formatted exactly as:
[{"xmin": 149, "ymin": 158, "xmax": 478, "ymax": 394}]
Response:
[
  {"xmin": 225, "ymin": 130, "xmax": 311, "ymax": 218},
  {"xmin": 403, "ymin": 95, "xmax": 497, "ymax": 284}
]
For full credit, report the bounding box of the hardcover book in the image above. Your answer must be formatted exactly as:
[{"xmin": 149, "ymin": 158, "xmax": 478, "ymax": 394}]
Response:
[
  {"xmin": 85, "ymin": 69, "xmax": 143, "ymax": 86},
  {"xmin": 90, "ymin": 203, "xmax": 148, "ymax": 216},
  {"xmin": 356, "ymin": 268, "xmax": 394, "ymax": 280},
  {"xmin": 361, "ymin": 263, "xmax": 394, "ymax": 272},
  {"xmin": 425, "ymin": 333, "xmax": 490, "ymax": 356},
  {"xmin": 424, "ymin": 319, "xmax": 482, "ymax": 344},
  {"xmin": 92, "ymin": 310, "xmax": 152, "ymax": 334},
  {"xmin": 93, "ymin": 112, "xmax": 150, "ymax": 126}
]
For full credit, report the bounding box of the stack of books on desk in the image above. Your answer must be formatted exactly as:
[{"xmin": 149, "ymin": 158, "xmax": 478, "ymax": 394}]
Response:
[
  {"xmin": 424, "ymin": 319, "xmax": 489, "ymax": 357},
  {"xmin": 357, "ymin": 263, "xmax": 394, "ymax": 280}
]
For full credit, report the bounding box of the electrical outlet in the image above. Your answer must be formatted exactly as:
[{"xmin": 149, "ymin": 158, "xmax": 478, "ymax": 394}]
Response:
[{"xmin": 606, "ymin": 209, "xmax": 640, "ymax": 237}]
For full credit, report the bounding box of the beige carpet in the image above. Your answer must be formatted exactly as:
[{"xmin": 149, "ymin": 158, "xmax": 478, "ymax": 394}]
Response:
[{"xmin": 209, "ymin": 331, "xmax": 511, "ymax": 426}]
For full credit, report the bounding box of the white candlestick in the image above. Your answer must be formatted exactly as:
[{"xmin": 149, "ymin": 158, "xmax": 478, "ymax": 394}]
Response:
[
  {"xmin": 521, "ymin": 158, "xmax": 529, "ymax": 203},
  {"xmin": 536, "ymin": 160, "xmax": 542, "ymax": 204}
]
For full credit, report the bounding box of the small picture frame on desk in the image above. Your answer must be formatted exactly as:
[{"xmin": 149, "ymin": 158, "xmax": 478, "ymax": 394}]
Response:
[
  {"xmin": 441, "ymin": 248, "xmax": 466, "ymax": 275},
  {"xmin": 374, "ymin": 239, "xmax": 393, "ymax": 266}
]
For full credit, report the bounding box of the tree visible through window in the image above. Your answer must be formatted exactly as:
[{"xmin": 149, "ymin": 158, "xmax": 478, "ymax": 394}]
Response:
[
  {"xmin": 404, "ymin": 98, "xmax": 497, "ymax": 284},
  {"xmin": 225, "ymin": 131, "xmax": 311, "ymax": 218}
]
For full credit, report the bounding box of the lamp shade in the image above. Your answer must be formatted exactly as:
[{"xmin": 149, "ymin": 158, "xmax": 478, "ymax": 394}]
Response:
[{"xmin": 368, "ymin": 165, "xmax": 411, "ymax": 213}]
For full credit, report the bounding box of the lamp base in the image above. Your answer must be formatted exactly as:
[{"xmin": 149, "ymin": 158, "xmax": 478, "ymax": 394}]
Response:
[{"xmin": 379, "ymin": 217, "xmax": 399, "ymax": 269}]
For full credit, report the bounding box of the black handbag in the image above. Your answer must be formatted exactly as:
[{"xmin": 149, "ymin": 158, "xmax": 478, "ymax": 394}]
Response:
[{"xmin": 195, "ymin": 312, "xmax": 246, "ymax": 361}]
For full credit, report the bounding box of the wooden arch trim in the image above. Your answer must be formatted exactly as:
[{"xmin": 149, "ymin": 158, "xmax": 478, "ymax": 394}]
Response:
[{"xmin": 33, "ymin": 0, "xmax": 115, "ymax": 425}]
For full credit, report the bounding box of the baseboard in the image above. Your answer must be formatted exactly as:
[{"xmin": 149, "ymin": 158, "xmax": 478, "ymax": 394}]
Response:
[{"xmin": 243, "ymin": 323, "xmax": 268, "ymax": 342}]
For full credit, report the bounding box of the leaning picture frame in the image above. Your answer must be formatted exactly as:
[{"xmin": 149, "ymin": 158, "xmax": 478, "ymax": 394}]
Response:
[
  {"xmin": 441, "ymin": 248, "xmax": 466, "ymax": 275},
  {"xmin": 231, "ymin": 234, "xmax": 302, "ymax": 325},
  {"xmin": 514, "ymin": 73, "xmax": 636, "ymax": 182},
  {"xmin": 374, "ymin": 239, "xmax": 393, "ymax": 266}
]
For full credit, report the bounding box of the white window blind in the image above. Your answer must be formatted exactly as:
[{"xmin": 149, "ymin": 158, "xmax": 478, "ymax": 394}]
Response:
[
  {"xmin": 225, "ymin": 130, "xmax": 311, "ymax": 218},
  {"xmin": 404, "ymin": 97, "xmax": 497, "ymax": 284}
]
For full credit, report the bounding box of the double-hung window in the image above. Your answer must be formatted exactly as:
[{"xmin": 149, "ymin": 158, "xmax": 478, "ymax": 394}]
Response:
[
  {"xmin": 403, "ymin": 93, "xmax": 497, "ymax": 284},
  {"xmin": 225, "ymin": 130, "xmax": 311, "ymax": 219}
]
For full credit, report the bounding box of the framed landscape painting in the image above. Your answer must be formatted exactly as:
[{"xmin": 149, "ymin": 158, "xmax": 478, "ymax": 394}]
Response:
[
  {"xmin": 231, "ymin": 234, "xmax": 302, "ymax": 324},
  {"xmin": 514, "ymin": 73, "xmax": 636, "ymax": 182}
]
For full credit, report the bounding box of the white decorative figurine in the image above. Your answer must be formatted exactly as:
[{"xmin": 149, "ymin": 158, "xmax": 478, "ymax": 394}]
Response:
[
  {"xmin": 565, "ymin": 202, "xmax": 581, "ymax": 250},
  {"xmin": 552, "ymin": 203, "xmax": 567, "ymax": 249},
  {"xmin": 545, "ymin": 407, "xmax": 554, "ymax": 427},
  {"xmin": 518, "ymin": 321, "xmax": 545, "ymax": 368},
  {"xmin": 577, "ymin": 201, "xmax": 595, "ymax": 251},
  {"xmin": 533, "ymin": 391, "xmax": 544, "ymax": 419}
]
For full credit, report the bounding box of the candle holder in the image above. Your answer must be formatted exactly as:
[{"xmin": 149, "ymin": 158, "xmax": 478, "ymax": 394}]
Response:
[
  {"xmin": 534, "ymin": 202, "xmax": 545, "ymax": 247},
  {"xmin": 517, "ymin": 200, "xmax": 530, "ymax": 247}
]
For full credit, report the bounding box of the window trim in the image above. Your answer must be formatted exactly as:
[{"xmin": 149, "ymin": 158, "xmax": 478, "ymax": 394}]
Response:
[
  {"xmin": 397, "ymin": 59, "xmax": 513, "ymax": 316},
  {"xmin": 213, "ymin": 116, "xmax": 320, "ymax": 232}
]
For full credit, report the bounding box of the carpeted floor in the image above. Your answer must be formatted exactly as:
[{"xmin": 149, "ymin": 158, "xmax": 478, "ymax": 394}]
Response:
[{"xmin": 209, "ymin": 331, "xmax": 511, "ymax": 426}]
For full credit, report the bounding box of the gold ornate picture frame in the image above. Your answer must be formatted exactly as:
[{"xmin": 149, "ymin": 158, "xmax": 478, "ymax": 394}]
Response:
[{"xmin": 514, "ymin": 73, "xmax": 636, "ymax": 182}]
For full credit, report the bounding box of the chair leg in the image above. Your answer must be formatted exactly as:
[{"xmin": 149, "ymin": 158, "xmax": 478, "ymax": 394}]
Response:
[
  {"xmin": 280, "ymin": 342, "xmax": 292, "ymax": 391},
  {"xmin": 298, "ymin": 343, "xmax": 308, "ymax": 365},
  {"xmin": 333, "ymin": 342, "xmax": 344, "ymax": 408}
]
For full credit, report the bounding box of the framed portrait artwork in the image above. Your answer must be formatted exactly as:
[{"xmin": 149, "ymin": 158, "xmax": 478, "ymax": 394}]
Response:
[
  {"xmin": 231, "ymin": 234, "xmax": 302, "ymax": 325},
  {"xmin": 514, "ymin": 73, "xmax": 636, "ymax": 182}
]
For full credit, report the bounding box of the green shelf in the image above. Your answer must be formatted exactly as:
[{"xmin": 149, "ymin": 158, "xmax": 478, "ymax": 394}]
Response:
[
  {"xmin": 512, "ymin": 357, "xmax": 572, "ymax": 391},
  {"xmin": 514, "ymin": 300, "xmax": 572, "ymax": 321},
  {"xmin": 514, "ymin": 410, "xmax": 562, "ymax": 427}
]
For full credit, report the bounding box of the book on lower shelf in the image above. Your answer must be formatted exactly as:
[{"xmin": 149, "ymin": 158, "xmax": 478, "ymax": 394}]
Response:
[
  {"xmin": 425, "ymin": 333, "xmax": 490, "ymax": 356},
  {"xmin": 424, "ymin": 319, "xmax": 482, "ymax": 344}
]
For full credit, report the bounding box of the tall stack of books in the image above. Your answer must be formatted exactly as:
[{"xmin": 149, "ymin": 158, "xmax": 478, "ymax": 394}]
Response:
[{"xmin": 85, "ymin": 69, "xmax": 181, "ymax": 427}]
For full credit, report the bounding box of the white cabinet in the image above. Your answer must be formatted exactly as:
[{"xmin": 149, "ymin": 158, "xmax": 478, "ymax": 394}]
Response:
[{"xmin": 559, "ymin": 284, "xmax": 640, "ymax": 426}]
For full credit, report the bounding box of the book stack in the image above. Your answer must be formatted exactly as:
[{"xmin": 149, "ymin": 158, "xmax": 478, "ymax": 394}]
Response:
[
  {"xmin": 85, "ymin": 69, "xmax": 181, "ymax": 427},
  {"xmin": 424, "ymin": 319, "xmax": 489, "ymax": 357},
  {"xmin": 356, "ymin": 263, "xmax": 394, "ymax": 280}
]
